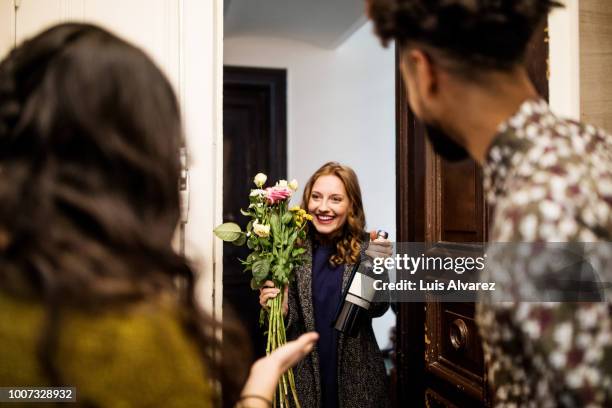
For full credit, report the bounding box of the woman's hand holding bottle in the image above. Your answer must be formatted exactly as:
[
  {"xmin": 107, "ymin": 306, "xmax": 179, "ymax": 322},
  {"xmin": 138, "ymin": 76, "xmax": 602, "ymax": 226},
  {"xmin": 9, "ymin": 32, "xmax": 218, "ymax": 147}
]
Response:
[{"xmin": 365, "ymin": 230, "xmax": 393, "ymax": 260}]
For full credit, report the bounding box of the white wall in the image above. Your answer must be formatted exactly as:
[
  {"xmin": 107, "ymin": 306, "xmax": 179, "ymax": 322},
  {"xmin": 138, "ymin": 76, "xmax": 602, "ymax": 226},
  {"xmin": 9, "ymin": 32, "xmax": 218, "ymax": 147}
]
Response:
[
  {"xmin": 0, "ymin": 0, "xmax": 224, "ymax": 317},
  {"xmin": 225, "ymin": 21, "xmax": 396, "ymax": 238},
  {"xmin": 0, "ymin": 1, "xmax": 14, "ymax": 58},
  {"xmin": 549, "ymin": 0, "xmax": 581, "ymax": 120},
  {"xmin": 225, "ymin": 21, "xmax": 396, "ymax": 347}
]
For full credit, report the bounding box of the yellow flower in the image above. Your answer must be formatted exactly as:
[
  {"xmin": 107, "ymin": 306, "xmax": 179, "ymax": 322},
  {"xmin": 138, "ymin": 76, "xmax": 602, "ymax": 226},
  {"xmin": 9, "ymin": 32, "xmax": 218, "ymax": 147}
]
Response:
[
  {"xmin": 288, "ymin": 179, "xmax": 299, "ymax": 191},
  {"xmin": 290, "ymin": 206, "xmax": 301, "ymax": 212},
  {"xmin": 304, "ymin": 214, "xmax": 314, "ymax": 221}
]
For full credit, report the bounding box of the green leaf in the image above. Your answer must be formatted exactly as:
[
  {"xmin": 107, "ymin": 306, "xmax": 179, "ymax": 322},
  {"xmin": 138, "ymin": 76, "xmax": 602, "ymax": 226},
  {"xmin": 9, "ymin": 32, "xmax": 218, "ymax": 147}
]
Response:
[
  {"xmin": 232, "ymin": 233, "xmax": 247, "ymax": 246},
  {"xmin": 292, "ymin": 247, "xmax": 306, "ymax": 257},
  {"xmin": 240, "ymin": 208, "xmax": 251, "ymax": 216},
  {"xmin": 246, "ymin": 252, "xmax": 259, "ymax": 263},
  {"xmin": 277, "ymin": 270, "xmax": 289, "ymax": 286},
  {"xmin": 281, "ymin": 212, "xmax": 293, "ymax": 225},
  {"xmin": 252, "ymin": 258, "xmax": 271, "ymax": 281},
  {"xmin": 247, "ymin": 234, "xmax": 259, "ymax": 249},
  {"xmin": 213, "ymin": 222, "xmax": 243, "ymax": 242},
  {"xmin": 271, "ymin": 264, "xmax": 284, "ymax": 281},
  {"xmin": 270, "ymin": 213, "xmax": 281, "ymax": 239}
]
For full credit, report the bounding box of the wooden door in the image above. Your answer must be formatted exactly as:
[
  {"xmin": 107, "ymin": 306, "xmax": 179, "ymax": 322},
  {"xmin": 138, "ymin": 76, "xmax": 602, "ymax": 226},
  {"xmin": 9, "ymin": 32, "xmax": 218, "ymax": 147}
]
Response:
[
  {"xmin": 223, "ymin": 66, "xmax": 287, "ymax": 360},
  {"xmin": 395, "ymin": 25, "xmax": 549, "ymax": 407}
]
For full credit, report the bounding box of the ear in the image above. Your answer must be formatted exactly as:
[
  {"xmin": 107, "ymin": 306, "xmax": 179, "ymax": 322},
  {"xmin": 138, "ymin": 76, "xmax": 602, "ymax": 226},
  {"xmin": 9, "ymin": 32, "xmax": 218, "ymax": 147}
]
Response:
[
  {"xmin": 407, "ymin": 49, "xmax": 438, "ymax": 101},
  {"xmin": 399, "ymin": 49, "xmax": 439, "ymax": 118}
]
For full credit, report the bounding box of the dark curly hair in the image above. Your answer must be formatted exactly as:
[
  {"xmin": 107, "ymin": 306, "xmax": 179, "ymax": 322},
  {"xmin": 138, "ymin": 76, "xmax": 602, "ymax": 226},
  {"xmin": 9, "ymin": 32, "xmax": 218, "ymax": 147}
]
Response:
[
  {"xmin": 0, "ymin": 23, "xmax": 248, "ymax": 407},
  {"xmin": 367, "ymin": 0, "xmax": 562, "ymax": 71}
]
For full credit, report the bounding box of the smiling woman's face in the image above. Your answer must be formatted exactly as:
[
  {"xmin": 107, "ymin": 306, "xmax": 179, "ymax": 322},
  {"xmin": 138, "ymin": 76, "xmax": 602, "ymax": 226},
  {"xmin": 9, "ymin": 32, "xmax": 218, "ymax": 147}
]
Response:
[{"xmin": 307, "ymin": 174, "xmax": 350, "ymax": 236}]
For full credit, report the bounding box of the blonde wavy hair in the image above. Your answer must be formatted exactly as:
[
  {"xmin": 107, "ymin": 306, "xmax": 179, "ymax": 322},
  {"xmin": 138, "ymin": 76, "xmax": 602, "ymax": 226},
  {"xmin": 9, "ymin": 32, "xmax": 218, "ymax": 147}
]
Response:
[{"xmin": 301, "ymin": 162, "xmax": 366, "ymax": 266}]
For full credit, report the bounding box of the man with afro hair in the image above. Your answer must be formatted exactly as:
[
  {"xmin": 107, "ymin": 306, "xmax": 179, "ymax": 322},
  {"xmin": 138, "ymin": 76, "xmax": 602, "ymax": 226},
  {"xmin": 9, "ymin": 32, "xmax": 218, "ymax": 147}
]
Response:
[{"xmin": 368, "ymin": 1, "xmax": 612, "ymax": 406}]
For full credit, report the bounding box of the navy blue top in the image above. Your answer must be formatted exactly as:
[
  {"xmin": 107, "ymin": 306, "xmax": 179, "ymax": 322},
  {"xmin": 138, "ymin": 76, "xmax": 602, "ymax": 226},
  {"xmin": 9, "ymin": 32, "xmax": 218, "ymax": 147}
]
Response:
[{"xmin": 312, "ymin": 244, "xmax": 344, "ymax": 408}]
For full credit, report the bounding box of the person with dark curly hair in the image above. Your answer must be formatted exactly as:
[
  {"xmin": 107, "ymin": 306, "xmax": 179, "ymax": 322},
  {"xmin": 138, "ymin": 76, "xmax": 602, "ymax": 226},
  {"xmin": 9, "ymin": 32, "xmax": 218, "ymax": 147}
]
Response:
[
  {"xmin": 259, "ymin": 162, "xmax": 392, "ymax": 408},
  {"xmin": 0, "ymin": 22, "xmax": 318, "ymax": 408},
  {"xmin": 367, "ymin": 0, "xmax": 612, "ymax": 406}
]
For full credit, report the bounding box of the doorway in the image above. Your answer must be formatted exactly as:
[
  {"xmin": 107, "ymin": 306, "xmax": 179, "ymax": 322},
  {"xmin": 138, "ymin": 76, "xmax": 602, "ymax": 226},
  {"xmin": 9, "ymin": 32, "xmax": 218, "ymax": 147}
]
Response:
[{"xmin": 223, "ymin": 65, "xmax": 287, "ymax": 360}]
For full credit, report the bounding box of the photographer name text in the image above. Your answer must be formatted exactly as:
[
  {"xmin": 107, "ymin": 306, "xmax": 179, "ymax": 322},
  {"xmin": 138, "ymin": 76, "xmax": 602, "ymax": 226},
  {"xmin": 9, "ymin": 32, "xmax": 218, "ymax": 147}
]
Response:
[{"xmin": 374, "ymin": 279, "xmax": 496, "ymax": 291}]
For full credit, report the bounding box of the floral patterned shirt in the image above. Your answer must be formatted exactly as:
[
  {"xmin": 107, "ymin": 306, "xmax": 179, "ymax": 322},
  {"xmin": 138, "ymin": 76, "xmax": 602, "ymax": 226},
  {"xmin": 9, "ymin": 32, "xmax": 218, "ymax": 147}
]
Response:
[{"xmin": 476, "ymin": 99, "xmax": 612, "ymax": 407}]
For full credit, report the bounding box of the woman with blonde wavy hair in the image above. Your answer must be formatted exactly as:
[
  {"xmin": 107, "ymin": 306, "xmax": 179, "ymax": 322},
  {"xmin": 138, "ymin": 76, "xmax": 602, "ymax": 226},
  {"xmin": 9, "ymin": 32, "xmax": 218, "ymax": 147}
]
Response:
[{"xmin": 259, "ymin": 162, "xmax": 391, "ymax": 408}]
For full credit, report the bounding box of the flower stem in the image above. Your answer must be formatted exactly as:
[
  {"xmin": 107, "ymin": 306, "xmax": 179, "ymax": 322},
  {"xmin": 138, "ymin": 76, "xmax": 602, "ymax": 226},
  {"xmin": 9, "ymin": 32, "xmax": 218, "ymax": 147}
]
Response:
[{"xmin": 264, "ymin": 287, "xmax": 301, "ymax": 408}]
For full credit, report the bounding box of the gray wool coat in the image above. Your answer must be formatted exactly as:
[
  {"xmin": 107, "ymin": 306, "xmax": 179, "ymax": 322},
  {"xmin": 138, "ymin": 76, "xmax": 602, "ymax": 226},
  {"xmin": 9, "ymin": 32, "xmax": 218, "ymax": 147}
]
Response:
[{"xmin": 285, "ymin": 237, "xmax": 391, "ymax": 408}]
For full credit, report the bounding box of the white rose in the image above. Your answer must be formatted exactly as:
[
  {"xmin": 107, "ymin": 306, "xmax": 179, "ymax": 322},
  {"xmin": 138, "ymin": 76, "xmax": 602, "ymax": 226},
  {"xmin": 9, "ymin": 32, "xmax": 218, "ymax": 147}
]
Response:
[
  {"xmin": 276, "ymin": 179, "xmax": 288, "ymax": 187},
  {"xmin": 288, "ymin": 179, "xmax": 298, "ymax": 191},
  {"xmin": 249, "ymin": 189, "xmax": 265, "ymax": 197},
  {"xmin": 253, "ymin": 173, "xmax": 267, "ymax": 187},
  {"xmin": 253, "ymin": 221, "xmax": 270, "ymax": 238}
]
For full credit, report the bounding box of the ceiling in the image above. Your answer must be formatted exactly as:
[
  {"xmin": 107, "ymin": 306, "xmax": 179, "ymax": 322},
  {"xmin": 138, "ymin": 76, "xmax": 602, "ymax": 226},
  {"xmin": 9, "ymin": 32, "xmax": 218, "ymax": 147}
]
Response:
[{"xmin": 224, "ymin": 0, "xmax": 367, "ymax": 49}]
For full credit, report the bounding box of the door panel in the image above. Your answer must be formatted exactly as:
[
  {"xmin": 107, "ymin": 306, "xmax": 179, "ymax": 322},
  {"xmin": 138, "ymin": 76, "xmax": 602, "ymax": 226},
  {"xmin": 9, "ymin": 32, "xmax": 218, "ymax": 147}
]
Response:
[
  {"xmin": 426, "ymin": 302, "xmax": 484, "ymax": 402},
  {"xmin": 14, "ymin": 0, "xmax": 179, "ymax": 88},
  {"xmin": 441, "ymin": 161, "xmax": 486, "ymax": 242}
]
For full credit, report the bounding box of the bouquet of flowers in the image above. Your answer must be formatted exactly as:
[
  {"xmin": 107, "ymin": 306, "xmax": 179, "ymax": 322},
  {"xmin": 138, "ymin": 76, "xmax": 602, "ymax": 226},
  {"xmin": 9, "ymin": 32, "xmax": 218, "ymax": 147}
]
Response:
[{"xmin": 214, "ymin": 173, "xmax": 312, "ymax": 408}]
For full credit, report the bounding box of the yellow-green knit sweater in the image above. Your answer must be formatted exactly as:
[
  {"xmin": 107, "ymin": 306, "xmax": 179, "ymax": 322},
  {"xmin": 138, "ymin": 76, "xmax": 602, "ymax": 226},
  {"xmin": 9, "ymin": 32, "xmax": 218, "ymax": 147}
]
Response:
[{"xmin": 0, "ymin": 290, "xmax": 212, "ymax": 407}]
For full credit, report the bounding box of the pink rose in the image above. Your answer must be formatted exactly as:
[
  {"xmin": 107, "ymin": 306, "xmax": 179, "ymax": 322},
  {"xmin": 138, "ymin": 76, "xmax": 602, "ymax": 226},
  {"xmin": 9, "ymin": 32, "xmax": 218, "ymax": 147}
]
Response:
[{"xmin": 265, "ymin": 186, "xmax": 292, "ymax": 204}]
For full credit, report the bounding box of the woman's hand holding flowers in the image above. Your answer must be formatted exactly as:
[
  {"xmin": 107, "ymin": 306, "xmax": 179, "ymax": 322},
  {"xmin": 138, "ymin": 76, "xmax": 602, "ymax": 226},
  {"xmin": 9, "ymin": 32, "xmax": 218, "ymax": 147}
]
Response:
[{"xmin": 259, "ymin": 280, "xmax": 288, "ymax": 317}]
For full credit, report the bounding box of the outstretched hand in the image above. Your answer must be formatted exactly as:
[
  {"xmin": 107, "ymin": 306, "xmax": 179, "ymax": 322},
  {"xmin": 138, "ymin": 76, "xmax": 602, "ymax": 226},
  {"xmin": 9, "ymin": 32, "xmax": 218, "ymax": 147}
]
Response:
[
  {"xmin": 240, "ymin": 332, "xmax": 319, "ymax": 406},
  {"xmin": 263, "ymin": 331, "xmax": 319, "ymax": 374}
]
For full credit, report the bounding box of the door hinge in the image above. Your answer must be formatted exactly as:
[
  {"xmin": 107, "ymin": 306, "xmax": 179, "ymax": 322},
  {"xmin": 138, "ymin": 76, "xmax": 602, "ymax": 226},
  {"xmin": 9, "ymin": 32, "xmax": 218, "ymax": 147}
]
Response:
[{"xmin": 14, "ymin": 0, "xmax": 22, "ymax": 11}]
